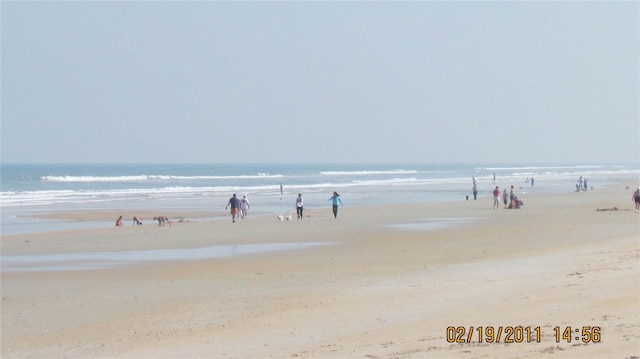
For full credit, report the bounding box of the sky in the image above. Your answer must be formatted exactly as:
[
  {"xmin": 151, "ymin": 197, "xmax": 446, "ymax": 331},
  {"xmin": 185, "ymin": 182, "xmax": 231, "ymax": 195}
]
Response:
[{"xmin": 1, "ymin": 1, "xmax": 638, "ymax": 164}]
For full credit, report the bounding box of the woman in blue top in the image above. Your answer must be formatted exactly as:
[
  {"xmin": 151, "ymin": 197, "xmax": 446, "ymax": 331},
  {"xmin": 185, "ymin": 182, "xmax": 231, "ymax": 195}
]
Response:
[{"xmin": 328, "ymin": 191, "xmax": 343, "ymax": 218}]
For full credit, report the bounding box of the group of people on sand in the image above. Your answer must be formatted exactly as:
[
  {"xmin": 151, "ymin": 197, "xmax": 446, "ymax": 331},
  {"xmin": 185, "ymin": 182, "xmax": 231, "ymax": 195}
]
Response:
[
  {"xmin": 115, "ymin": 191, "xmax": 345, "ymax": 226},
  {"xmin": 224, "ymin": 191, "xmax": 344, "ymax": 223},
  {"xmin": 472, "ymin": 177, "xmax": 523, "ymax": 209},
  {"xmin": 492, "ymin": 185, "xmax": 522, "ymax": 209},
  {"xmin": 225, "ymin": 193, "xmax": 251, "ymax": 223},
  {"xmin": 576, "ymin": 176, "xmax": 589, "ymax": 191}
]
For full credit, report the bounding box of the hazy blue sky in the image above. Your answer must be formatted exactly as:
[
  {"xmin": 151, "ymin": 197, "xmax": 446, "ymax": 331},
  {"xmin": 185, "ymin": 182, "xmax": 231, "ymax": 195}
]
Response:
[{"xmin": 2, "ymin": 1, "xmax": 638, "ymax": 164}]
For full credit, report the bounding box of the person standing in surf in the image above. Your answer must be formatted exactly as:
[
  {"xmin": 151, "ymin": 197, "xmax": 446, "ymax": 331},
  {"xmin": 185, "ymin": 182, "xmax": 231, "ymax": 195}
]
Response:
[{"xmin": 328, "ymin": 191, "xmax": 343, "ymax": 218}]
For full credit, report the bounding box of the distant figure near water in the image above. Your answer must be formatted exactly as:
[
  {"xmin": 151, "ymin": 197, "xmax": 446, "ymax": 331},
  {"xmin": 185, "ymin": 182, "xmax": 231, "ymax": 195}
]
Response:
[
  {"xmin": 296, "ymin": 193, "xmax": 304, "ymax": 220},
  {"xmin": 133, "ymin": 216, "xmax": 142, "ymax": 225},
  {"xmin": 115, "ymin": 216, "xmax": 123, "ymax": 227},
  {"xmin": 328, "ymin": 191, "xmax": 343, "ymax": 218}
]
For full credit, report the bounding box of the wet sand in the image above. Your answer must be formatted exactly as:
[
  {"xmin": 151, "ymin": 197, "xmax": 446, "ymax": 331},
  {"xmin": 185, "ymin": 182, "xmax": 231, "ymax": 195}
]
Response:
[{"xmin": 1, "ymin": 184, "xmax": 639, "ymax": 358}]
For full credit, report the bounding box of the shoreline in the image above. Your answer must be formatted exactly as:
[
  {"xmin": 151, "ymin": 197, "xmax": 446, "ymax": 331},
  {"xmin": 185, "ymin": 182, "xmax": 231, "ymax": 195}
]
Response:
[
  {"xmin": 3, "ymin": 180, "xmax": 637, "ymax": 237},
  {"xmin": 1, "ymin": 183, "xmax": 639, "ymax": 358}
]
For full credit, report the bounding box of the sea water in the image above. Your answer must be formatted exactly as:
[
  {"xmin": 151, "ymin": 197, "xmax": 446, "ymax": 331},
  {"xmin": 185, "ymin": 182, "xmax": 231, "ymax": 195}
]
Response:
[
  {"xmin": 1, "ymin": 163, "xmax": 638, "ymax": 235},
  {"xmin": 1, "ymin": 242, "xmax": 331, "ymax": 272}
]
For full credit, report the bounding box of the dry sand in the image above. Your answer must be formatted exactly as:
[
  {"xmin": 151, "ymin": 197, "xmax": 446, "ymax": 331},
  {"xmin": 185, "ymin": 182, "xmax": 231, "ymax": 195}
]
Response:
[{"xmin": 1, "ymin": 184, "xmax": 639, "ymax": 358}]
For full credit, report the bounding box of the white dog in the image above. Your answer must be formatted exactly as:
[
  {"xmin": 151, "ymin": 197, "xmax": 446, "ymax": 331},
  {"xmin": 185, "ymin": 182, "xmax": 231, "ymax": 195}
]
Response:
[{"xmin": 277, "ymin": 215, "xmax": 293, "ymax": 221}]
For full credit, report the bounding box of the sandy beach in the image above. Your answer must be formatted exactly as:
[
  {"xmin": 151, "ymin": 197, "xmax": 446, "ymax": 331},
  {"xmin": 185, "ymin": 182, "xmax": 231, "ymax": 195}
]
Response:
[{"xmin": 1, "ymin": 184, "xmax": 638, "ymax": 358}]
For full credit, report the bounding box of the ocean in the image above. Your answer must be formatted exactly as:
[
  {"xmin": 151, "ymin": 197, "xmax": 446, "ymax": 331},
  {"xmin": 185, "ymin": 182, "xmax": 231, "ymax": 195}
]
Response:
[{"xmin": 1, "ymin": 163, "xmax": 638, "ymax": 235}]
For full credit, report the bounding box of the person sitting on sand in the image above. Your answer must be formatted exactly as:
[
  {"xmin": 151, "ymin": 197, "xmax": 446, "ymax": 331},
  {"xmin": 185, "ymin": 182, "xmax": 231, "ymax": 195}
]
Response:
[
  {"xmin": 513, "ymin": 196, "xmax": 523, "ymax": 209},
  {"xmin": 115, "ymin": 216, "xmax": 123, "ymax": 227}
]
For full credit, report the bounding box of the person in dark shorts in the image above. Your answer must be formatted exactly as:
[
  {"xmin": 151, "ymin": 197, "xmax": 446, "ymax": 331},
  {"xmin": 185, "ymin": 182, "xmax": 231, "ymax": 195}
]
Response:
[{"xmin": 296, "ymin": 193, "xmax": 304, "ymax": 220}]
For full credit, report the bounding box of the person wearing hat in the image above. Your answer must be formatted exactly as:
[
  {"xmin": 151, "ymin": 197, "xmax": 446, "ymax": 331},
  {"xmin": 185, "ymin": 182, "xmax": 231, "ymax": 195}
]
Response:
[
  {"xmin": 632, "ymin": 187, "xmax": 640, "ymax": 213},
  {"xmin": 240, "ymin": 195, "xmax": 250, "ymax": 219}
]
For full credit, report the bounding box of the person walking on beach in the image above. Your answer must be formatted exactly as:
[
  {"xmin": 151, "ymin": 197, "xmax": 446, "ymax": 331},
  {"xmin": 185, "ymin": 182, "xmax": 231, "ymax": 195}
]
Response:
[
  {"xmin": 502, "ymin": 188, "xmax": 509, "ymax": 208},
  {"xmin": 225, "ymin": 193, "xmax": 240, "ymax": 223},
  {"xmin": 472, "ymin": 184, "xmax": 478, "ymax": 200},
  {"xmin": 240, "ymin": 195, "xmax": 250, "ymax": 219},
  {"xmin": 492, "ymin": 186, "xmax": 501, "ymax": 209},
  {"xmin": 328, "ymin": 191, "xmax": 343, "ymax": 218},
  {"xmin": 296, "ymin": 193, "xmax": 304, "ymax": 220},
  {"xmin": 632, "ymin": 187, "xmax": 640, "ymax": 213}
]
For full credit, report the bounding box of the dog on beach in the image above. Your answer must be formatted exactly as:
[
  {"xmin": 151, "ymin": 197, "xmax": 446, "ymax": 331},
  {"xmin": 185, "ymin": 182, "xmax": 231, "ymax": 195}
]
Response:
[
  {"xmin": 277, "ymin": 215, "xmax": 293, "ymax": 222},
  {"xmin": 153, "ymin": 216, "xmax": 172, "ymax": 227}
]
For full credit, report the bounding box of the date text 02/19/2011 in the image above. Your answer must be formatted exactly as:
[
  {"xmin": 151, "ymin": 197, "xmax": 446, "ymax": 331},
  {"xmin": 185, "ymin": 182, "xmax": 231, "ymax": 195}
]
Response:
[{"xmin": 446, "ymin": 326, "xmax": 601, "ymax": 344}]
